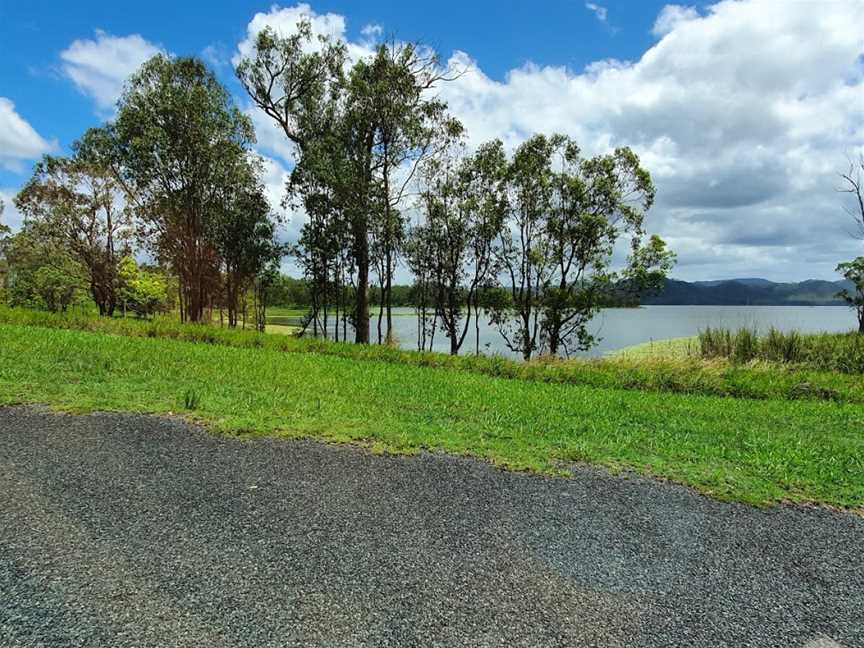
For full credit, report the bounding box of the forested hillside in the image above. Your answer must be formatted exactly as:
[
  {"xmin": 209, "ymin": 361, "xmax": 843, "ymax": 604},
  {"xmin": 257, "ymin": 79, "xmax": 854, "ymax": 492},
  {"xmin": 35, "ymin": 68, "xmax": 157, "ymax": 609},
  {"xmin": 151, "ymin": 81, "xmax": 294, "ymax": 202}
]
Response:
[{"xmin": 644, "ymin": 278, "xmax": 854, "ymax": 305}]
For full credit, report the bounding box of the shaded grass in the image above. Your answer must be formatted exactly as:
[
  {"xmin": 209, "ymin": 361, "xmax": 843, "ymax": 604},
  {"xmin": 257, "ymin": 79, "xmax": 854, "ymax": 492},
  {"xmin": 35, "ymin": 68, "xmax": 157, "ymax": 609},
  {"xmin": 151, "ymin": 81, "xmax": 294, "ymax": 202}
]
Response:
[
  {"xmin": 1, "ymin": 323, "xmax": 863, "ymax": 509},
  {"xmin": 2, "ymin": 305, "xmax": 864, "ymax": 404}
]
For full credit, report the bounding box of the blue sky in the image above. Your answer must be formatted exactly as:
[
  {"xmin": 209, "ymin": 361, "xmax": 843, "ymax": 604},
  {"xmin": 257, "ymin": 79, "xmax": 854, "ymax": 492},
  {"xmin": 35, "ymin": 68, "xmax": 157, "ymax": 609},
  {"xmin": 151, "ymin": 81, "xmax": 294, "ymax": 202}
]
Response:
[
  {"xmin": 0, "ymin": 0, "xmax": 672, "ymax": 164},
  {"xmin": 1, "ymin": 1, "xmax": 863, "ymax": 281}
]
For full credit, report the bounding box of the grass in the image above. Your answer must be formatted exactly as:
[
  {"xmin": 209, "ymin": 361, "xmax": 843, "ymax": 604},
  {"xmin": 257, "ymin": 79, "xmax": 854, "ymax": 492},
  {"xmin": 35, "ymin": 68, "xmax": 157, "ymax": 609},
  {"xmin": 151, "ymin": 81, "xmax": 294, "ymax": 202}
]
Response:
[
  {"xmin": 2, "ymin": 305, "xmax": 864, "ymax": 404},
  {"xmin": 0, "ymin": 322, "xmax": 862, "ymax": 509},
  {"xmin": 264, "ymin": 323, "xmax": 301, "ymax": 335},
  {"xmin": 606, "ymin": 336, "xmax": 698, "ymax": 360},
  {"xmin": 698, "ymin": 326, "xmax": 864, "ymax": 373}
]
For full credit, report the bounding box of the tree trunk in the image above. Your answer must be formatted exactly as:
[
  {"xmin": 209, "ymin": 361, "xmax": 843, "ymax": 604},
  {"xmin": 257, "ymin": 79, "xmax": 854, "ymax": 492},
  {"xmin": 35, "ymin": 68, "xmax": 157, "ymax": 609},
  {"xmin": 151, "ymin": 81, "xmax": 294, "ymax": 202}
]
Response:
[
  {"xmin": 354, "ymin": 215, "xmax": 370, "ymax": 344},
  {"xmin": 377, "ymin": 284, "xmax": 384, "ymax": 345},
  {"xmin": 385, "ymin": 265, "xmax": 393, "ymax": 343}
]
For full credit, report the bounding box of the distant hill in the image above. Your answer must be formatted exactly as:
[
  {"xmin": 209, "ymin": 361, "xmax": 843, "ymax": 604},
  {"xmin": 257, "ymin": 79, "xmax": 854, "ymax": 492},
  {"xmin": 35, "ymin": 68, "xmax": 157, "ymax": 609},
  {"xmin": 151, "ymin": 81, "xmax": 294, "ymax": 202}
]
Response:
[
  {"xmin": 693, "ymin": 278, "xmax": 776, "ymax": 288},
  {"xmin": 643, "ymin": 278, "xmax": 855, "ymax": 306}
]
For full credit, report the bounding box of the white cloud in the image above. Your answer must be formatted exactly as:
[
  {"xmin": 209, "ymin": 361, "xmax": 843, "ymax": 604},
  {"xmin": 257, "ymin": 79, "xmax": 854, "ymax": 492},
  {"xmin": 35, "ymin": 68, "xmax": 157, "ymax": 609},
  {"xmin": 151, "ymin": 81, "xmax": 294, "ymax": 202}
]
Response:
[
  {"xmin": 436, "ymin": 0, "xmax": 864, "ymax": 280},
  {"xmin": 585, "ymin": 3, "xmax": 608, "ymax": 23},
  {"xmin": 0, "ymin": 98, "xmax": 55, "ymax": 172},
  {"xmin": 0, "ymin": 189, "xmax": 25, "ymax": 233},
  {"xmin": 233, "ymin": 3, "xmax": 373, "ymax": 69},
  {"xmin": 361, "ymin": 23, "xmax": 382, "ymax": 39},
  {"xmin": 60, "ymin": 30, "xmax": 164, "ymax": 112},
  {"xmin": 201, "ymin": 43, "xmax": 229, "ymax": 69},
  {"xmin": 652, "ymin": 5, "xmax": 699, "ymax": 37},
  {"xmin": 236, "ymin": 1, "xmax": 864, "ymax": 281}
]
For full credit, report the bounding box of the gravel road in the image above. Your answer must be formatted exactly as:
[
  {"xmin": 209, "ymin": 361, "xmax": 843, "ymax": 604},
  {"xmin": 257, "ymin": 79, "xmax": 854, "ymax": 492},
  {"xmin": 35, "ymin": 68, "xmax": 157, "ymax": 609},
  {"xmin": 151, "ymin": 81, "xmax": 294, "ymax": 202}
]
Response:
[{"xmin": 1, "ymin": 406, "xmax": 862, "ymax": 647}]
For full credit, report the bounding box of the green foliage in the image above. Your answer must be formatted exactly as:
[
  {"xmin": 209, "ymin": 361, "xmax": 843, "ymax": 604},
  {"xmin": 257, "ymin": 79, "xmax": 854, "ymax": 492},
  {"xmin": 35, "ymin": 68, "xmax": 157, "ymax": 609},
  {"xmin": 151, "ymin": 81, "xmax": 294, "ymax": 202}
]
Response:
[
  {"xmin": 27, "ymin": 266, "xmax": 83, "ymax": 312},
  {"xmin": 2, "ymin": 321, "xmax": 863, "ymax": 509},
  {"xmin": 117, "ymin": 256, "xmax": 169, "ymax": 318},
  {"xmin": 488, "ymin": 134, "xmax": 674, "ymax": 359},
  {"xmin": 183, "ymin": 388, "xmax": 200, "ymax": 410},
  {"xmin": 14, "ymin": 136, "xmax": 129, "ymax": 316},
  {"xmin": 698, "ymin": 326, "xmax": 864, "ymax": 373},
  {"xmin": 113, "ymin": 54, "xmax": 261, "ymax": 323},
  {"xmin": 836, "ymin": 257, "xmax": 864, "ymax": 333},
  {"xmin": 2, "ymin": 224, "xmax": 86, "ymax": 312}
]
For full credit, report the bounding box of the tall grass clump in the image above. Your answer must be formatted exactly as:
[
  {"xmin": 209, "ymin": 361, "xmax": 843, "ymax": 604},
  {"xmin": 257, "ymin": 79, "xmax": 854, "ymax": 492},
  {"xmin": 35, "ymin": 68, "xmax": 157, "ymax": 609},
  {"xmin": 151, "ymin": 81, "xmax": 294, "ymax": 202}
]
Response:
[
  {"xmin": 698, "ymin": 325, "xmax": 864, "ymax": 373},
  {"xmin": 763, "ymin": 327, "xmax": 803, "ymax": 364}
]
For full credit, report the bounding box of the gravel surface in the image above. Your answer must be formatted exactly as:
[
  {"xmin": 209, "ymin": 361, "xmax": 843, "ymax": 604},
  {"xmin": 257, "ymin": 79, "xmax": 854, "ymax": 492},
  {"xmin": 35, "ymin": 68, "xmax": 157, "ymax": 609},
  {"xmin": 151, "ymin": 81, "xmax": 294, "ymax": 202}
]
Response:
[{"xmin": 0, "ymin": 406, "xmax": 862, "ymax": 647}]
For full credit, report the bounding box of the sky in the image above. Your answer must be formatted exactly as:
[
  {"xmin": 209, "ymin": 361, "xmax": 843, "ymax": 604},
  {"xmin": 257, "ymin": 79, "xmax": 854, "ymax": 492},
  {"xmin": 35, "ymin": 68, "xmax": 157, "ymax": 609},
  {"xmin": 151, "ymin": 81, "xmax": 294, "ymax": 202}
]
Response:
[{"xmin": 1, "ymin": 0, "xmax": 863, "ymax": 282}]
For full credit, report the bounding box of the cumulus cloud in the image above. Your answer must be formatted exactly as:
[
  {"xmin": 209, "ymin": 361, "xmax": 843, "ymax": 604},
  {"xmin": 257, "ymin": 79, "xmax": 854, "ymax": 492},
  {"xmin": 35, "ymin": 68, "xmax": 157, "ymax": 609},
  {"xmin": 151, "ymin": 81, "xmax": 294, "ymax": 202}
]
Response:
[
  {"xmin": 0, "ymin": 98, "xmax": 55, "ymax": 172},
  {"xmin": 60, "ymin": 30, "xmax": 164, "ymax": 112},
  {"xmin": 235, "ymin": 0, "xmax": 864, "ymax": 280},
  {"xmin": 652, "ymin": 5, "xmax": 699, "ymax": 37},
  {"xmin": 435, "ymin": 0, "xmax": 864, "ymax": 280},
  {"xmin": 233, "ymin": 3, "xmax": 373, "ymax": 69}
]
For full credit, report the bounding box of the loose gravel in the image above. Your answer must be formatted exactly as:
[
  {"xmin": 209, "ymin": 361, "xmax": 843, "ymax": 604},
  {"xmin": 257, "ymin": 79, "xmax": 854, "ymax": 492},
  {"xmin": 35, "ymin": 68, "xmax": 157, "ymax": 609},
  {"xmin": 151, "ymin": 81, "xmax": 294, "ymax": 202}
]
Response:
[{"xmin": 1, "ymin": 406, "xmax": 862, "ymax": 647}]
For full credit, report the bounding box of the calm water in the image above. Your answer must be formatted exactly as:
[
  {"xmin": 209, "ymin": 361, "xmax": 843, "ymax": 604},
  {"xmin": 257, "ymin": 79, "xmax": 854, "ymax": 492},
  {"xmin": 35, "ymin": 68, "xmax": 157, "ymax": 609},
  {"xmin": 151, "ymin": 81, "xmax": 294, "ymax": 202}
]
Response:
[{"xmin": 272, "ymin": 305, "xmax": 858, "ymax": 358}]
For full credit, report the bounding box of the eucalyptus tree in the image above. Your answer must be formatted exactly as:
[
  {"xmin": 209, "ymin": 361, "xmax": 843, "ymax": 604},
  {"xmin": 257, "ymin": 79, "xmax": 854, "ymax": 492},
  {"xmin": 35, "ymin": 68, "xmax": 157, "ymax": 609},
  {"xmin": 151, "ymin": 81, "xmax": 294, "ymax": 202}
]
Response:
[
  {"xmin": 839, "ymin": 154, "xmax": 864, "ymax": 238},
  {"xmin": 836, "ymin": 155, "xmax": 864, "ymax": 334},
  {"xmin": 237, "ymin": 26, "xmax": 459, "ymax": 344},
  {"xmin": 489, "ymin": 135, "xmax": 673, "ymax": 359},
  {"xmin": 236, "ymin": 23, "xmax": 368, "ymax": 339},
  {"xmin": 489, "ymin": 135, "xmax": 558, "ymax": 360},
  {"xmin": 540, "ymin": 142, "xmax": 673, "ymax": 355},
  {"xmin": 404, "ymin": 222, "xmax": 438, "ymax": 351},
  {"xmin": 14, "ymin": 130, "xmax": 130, "ymax": 316},
  {"xmin": 0, "ymin": 200, "xmax": 8, "ymax": 302},
  {"xmin": 413, "ymin": 138, "xmax": 507, "ymax": 355},
  {"xmin": 113, "ymin": 54, "xmax": 255, "ymax": 323},
  {"xmin": 212, "ymin": 162, "xmax": 284, "ymax": 328},
  {"xmin": 291, "ymin": 167, "xmax": 342, "ymax": 338},
  {"xmin": 355, "ymin": 42, "xmax": 461, "ymax": 342},
  {"xmin": 236, "ymin": 23, "xmax": 346, "ymax": 154}
]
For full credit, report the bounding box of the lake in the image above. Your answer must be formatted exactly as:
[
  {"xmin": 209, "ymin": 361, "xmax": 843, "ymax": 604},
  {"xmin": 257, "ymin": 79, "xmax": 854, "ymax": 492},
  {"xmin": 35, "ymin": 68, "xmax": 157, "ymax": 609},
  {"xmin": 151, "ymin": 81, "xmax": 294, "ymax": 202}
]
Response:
[{"xmin": 270, "ymin": 305, "xmax": 859, "ymax": 358}]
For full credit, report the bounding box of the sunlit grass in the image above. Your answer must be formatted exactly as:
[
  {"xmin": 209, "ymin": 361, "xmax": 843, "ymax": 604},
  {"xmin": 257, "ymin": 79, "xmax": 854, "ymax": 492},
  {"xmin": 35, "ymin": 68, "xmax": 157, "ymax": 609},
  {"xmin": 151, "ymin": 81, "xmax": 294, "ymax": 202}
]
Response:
[
  {"xmin": 1, "ymin": 322, "xmax": 863, "ymax": 509},
  {"xmin": 2, "ymin": 305, "xmax": 864, "ymax": 404},
  {"xmin": 606, "ymin": 336, "xmax": 698, "ymax": 359}
]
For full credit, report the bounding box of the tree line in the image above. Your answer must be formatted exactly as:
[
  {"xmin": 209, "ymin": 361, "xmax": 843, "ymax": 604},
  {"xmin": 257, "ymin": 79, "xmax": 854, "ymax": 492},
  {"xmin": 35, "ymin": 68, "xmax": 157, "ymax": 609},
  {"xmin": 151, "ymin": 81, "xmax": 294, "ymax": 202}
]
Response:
[
  {"xmin": 0, "ymin": 21, "xmax": 676, "ymax": 357},
  {"xmin": 0, "ymin": 56, "xmax": 282, "ymax": 329},
  {"xmin": 237, "ymin": 24, "xmax": 673, "ymax": 358}
]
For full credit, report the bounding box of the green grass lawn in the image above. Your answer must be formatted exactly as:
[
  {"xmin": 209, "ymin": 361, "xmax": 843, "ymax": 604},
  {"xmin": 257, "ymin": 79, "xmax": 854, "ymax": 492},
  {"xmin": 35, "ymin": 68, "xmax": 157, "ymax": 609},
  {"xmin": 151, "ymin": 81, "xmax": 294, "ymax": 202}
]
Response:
[{"xmin": 1, "ymin": 322, "xmax": 862, "ymax": 509}]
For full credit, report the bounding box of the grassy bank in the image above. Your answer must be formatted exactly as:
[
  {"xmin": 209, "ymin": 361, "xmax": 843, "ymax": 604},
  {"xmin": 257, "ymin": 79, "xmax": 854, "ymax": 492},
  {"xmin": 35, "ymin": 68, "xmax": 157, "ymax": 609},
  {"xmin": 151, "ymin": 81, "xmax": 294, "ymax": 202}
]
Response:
[
  {"xmin": 698, "ymin": 326, "xmax": 864, "ymax": 373},
  {"xmin": 1, "ymin": 305, "xmax": 863, "ymax": 404},
  {"xmin": 1, "ymin": 322, "xmax": 863, "ymax": 508}
]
